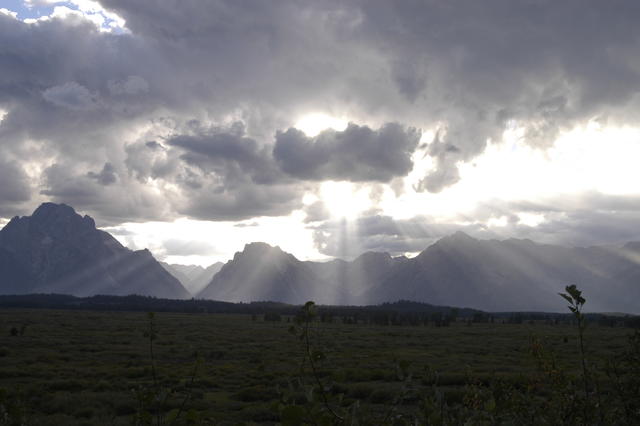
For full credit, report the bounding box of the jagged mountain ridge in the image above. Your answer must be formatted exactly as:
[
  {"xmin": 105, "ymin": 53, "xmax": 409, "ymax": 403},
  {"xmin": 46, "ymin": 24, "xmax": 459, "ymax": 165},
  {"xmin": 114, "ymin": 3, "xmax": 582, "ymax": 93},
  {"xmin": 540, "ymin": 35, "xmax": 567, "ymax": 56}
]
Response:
[
  {"xmin": 197, "ymin": 242, "xmax": 413, "ymax": 304},
  {"xmin": 0, "ymin": 203, "xmax": 190, "ymax": 299},
  {"xmin": 2, "ymin": 203, "xmax": 639, "ymax": 312},
  {"xmin": 198, "ymin": 243, "xmax": 325, "ymax": 303},
  {"xmin": 161, "ymin": 262, "xmax": 223, "ymax": 295},
  {"xmin": 160, "ymin": 262, "xmax": 200, "ymax": 291},
  {"xmin": 198, "ymin": 233, "xmax": 640, "ymax": 313}
]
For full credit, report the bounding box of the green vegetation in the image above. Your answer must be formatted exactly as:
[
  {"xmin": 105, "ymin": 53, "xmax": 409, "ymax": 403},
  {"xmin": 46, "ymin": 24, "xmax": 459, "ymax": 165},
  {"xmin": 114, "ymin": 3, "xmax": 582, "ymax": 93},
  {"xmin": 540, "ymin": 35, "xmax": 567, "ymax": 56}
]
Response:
[{"xmin": 0, "ymin": 289, "xmax": 638, "ymax": 425}]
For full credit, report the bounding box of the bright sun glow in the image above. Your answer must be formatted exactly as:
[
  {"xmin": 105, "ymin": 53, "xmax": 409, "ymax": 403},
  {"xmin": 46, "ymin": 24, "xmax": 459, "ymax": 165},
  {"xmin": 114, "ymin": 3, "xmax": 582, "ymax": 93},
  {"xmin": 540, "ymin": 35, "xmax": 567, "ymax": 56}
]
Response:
[
  {"xmin": 320, "ymin": 181, "xmax": 371, "ymax": 220},
  {"xmin": 294, "ymin": 113, "xmax": 349, "ymax": 137},
  {"xmin": 382, "ymin": 122, "xmax": 640, "ymax": 228}
]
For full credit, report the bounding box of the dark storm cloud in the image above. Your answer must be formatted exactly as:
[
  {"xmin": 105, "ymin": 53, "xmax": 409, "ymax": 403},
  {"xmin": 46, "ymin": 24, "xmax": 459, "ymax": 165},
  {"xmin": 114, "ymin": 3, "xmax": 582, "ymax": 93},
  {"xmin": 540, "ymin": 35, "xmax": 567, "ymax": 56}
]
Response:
[
  {"xmin": 0, "ymin": 0, "xmax": 640, "ymax": 235},
  {"xmin": 123, "ymin": 122, "xmax": 306, "ymax": 221},
  {"xmin": 531, "ymin": 210, "xmax": 640, "ymax": 247},
  {"xmin": 87, "ymin": 162, "xmax": 118, "ymax": 185},
  {"xmin": 125, "ymin": 140, "xmax": 180, "ymax": 183},
  {"xmin": 168, "ymin": 122, "xmax": 282, "ymax": 186},
  {"xmin": 168, "ymin": 125, "xmax": 306, "ymax": 221},
  {"xmin": 42, "ymin": 81, "xmax": 100, "ymax": 111},
  {"xmin": 0, "ymin": 161, "xmax": 32, "ymax": 216},
  {"xmin": 178, "ymin": 183, "xmax": 304, "ymax": 222},
  {"xmin": 274, "ymin": 123, "xmax": 420, "ymax": 182},
  {"xmin": 0, "ymin": 161, "xmax": 31, "ymax": 203},
  {"xmin": 41, "ymin": 163, "xmax": 172, "ymax": 225},
  {"xmin": 472, "ymin": 193, "xmax": 640, "ymax": 247}
]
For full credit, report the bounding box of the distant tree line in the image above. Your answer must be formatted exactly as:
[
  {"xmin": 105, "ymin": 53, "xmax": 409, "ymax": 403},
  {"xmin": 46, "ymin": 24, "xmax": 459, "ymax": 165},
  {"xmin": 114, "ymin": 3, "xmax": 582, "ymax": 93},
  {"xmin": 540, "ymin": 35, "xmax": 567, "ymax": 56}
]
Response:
[{"xmin": 0, "ymin": 294, "xmax": 637, "ymax": 328}]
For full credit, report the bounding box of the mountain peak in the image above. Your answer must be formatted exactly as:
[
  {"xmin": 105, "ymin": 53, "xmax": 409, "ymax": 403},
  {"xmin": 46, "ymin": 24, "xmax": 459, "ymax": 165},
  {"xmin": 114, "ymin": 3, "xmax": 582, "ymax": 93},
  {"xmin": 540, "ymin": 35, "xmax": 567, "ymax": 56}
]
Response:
[
  {"xmin": 29, "ymin": 202, "xmax": 96, "ymax": 232},
  {"xmin": 451, "ymin": 231, "xmax": 475, "ymax": 240},
  {"xmin": 32, "ymin": 202, "xmax": 76, "ymax": 217},
  {"xmin": 31, "ymin": 203, "xmax": 88, "ymax": 225},
  {"xmin": 241, "ymin": 242, "xmax": 287, "ymax": 256},
  {"xmin": 230, "ymin": 242, "xmax": 291, "ymax": 263},
  {"xmin": 434, "ymin": 231, "xmax": 477, "ymax": 247},
  {"xmin": 0, "ymin": 203, "xmax": 189, "ymax": 299},
  {"xmin": 244, "ymin": 241, "xmax": 277, "ymax": 251},
  {"xmin": 354, "ymin": 251, "xmax": 393, "ymax": 263}
]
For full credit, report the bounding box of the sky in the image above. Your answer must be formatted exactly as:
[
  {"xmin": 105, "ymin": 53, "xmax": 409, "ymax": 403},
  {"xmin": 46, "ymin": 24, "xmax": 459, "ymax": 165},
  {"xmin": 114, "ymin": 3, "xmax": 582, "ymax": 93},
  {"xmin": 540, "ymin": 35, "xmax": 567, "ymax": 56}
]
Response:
[{"xmin": 2, "ymin": 1, "xmax": 640, "ymax": 266}]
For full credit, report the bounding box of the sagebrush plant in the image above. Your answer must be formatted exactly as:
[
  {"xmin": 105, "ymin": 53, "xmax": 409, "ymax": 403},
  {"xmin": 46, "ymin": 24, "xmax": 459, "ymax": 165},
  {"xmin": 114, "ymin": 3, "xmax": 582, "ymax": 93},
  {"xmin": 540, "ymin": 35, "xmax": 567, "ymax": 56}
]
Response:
[
  {"xmin": 278, "ymin": 301, "xmax": 348, "ymax": 425},
  {"xmin": 133, "ymin": 312, "xmax": 202, "ymax": 426},
  {"xmin": 278, "ymin": 301, "xmax": 417, "ymax": 425},
  {"xmin": 281, "ymin": 288, "xmax": 640, "ymax": 425}
]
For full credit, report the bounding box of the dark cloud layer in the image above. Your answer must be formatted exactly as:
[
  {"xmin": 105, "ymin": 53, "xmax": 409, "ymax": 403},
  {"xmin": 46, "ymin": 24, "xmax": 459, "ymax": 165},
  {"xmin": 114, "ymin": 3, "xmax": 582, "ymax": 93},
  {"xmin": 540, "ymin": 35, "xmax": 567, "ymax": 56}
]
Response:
[
  {"xmin": 0, "ymin": 161, "xmax": 31, "ymax": 216},
  {"xmin": 0, "ymin": 1, "xmax": 639, "ymax": 250},
  {"xmin": 169, "ymin": 123, "xmax": 282, "ymax": 186},
  {"xmin": 87, "ymin": 163, "xmax": 118, "ymax": 185},
  {"xmin": 123, "ymin": 122, "xmax": 307, "ymax": 221},
  {"xmin": 274, "ymin": 123, "xmax": 420, "ymax": 182}
]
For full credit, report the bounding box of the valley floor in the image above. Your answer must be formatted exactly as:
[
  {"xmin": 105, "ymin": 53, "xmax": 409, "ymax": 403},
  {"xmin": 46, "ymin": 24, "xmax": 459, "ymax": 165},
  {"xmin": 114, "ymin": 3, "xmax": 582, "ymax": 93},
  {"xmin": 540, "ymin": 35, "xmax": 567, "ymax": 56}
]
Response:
[{"xmin": 0, "ymin": 309, "xmax": 635, "ymax": 425}]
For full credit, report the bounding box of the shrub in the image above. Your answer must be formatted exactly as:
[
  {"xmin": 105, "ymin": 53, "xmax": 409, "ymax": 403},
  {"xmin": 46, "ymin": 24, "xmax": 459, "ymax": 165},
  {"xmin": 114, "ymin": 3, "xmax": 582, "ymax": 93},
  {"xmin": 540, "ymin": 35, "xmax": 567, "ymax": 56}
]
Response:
[
  {"xmin": 349, "ymin": 384, "xmax": 374, "ymax": 399},
  {"xmin": 233, "ymin": 385, "xmax": 278, "ymax": 402},
  {"xmin": 369, "ymin": 388, "xmax": 395, "ymax": 404}
]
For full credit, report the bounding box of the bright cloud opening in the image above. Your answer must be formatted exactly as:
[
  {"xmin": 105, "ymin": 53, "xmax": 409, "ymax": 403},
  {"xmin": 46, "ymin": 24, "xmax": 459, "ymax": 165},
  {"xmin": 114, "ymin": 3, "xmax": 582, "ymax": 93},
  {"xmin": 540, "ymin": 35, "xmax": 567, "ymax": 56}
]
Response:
[
  {"xmin": 382, "ymin": 122, "xmax": 640, "ymax": 229},
  {"xmin": 320, "ymin": 181, "xmax": 372, "ymax": 220},
  {"xmin": 20, "ymin": 0, "xmax": 126, "ymax": 32},
  {"xmin": 103, "ymin": 211, "xmax": 327, "ymax": 266},
  {"xmin": 294, "ymin": 113, "xmax": 349, "ymax": 137}
]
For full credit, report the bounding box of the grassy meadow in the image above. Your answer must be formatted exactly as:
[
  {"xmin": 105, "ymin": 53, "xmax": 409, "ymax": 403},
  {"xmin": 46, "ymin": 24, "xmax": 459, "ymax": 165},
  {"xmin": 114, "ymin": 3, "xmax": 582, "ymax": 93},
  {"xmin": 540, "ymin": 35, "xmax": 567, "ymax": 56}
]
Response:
[{"xmin": 0, "ymin": 308, "xmax": 636, "ymax": 425}]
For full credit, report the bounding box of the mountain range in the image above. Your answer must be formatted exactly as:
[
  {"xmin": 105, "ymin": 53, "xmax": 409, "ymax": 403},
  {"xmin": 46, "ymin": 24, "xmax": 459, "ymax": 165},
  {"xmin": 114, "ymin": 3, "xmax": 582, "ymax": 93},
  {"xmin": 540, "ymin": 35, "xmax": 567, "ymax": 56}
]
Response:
[
  {"xmin": 197, "ymin": 235, "xmax": 640, "ymax": 313},
  {"xmin": 0, "ymin": 203, "xmax": 189, "ymax": 299},
  {"xmin": 1, "ymin": 203, "xmax": 640, "ymax": 313},
  {"xmin": 160, "ymin": 262, "xmax": 223, "ymax": 295}
]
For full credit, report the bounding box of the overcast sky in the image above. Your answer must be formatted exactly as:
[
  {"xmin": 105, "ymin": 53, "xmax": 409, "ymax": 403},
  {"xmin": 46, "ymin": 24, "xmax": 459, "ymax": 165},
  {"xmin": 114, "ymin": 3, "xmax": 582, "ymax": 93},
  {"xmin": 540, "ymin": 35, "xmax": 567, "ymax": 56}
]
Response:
[{"xmin": 2, "ymin": 0, "xmax": 640, "ymax": 265}]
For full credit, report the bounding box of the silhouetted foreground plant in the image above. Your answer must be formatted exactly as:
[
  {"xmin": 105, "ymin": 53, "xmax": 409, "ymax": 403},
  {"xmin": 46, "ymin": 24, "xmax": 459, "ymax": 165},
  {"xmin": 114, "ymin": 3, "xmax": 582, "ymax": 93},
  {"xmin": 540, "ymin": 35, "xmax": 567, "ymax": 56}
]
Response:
[
  {"xmin": 278, "ymin": 301, "xmax": 348, "ymax": 425},
  {"xmin": 559, "ymin": 284, "xmax": 591, "ymax": 397},
  {"xmin": 279, "ymin": 302, "xmax": 437, "ymax": 425},
  {"xmin": 280, "ymin": 289, "xmax": 640, "ymax": 425},
  {"xmin": 132, "ymin": 312, "xmax": 202, "ymax": 426}
]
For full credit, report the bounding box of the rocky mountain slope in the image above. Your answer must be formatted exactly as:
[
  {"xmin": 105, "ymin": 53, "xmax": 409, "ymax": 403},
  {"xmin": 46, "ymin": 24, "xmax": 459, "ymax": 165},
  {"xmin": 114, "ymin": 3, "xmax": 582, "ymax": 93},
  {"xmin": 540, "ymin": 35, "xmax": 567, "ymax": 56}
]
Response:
[
  {"xmin": 198, "ymin": 233, "xmax": 640, "ymax": 312},
  {"xmin": 0, "ymin": 203, "xmax": 190, "ymax": 299},
  {"xmin": 161, "ymin": 261, "xmax": 223, "ymax": 295}
]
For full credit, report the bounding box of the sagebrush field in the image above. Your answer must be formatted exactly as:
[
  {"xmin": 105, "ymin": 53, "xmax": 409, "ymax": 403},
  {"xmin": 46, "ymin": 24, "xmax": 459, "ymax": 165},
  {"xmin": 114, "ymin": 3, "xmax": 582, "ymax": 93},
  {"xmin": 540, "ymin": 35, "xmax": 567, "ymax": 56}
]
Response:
[{"xmin": 0, "ymin": 307, "xmax": 637, "ymax": 425}]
